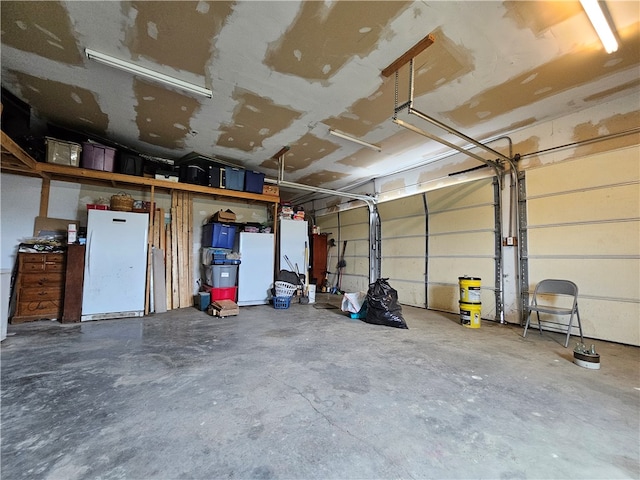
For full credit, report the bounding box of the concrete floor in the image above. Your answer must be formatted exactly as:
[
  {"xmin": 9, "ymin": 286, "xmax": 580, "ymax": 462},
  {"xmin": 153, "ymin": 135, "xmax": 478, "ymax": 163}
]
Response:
[{"xmin": 2, "ymin": 293, "xmax": 639, "ymax": 480}]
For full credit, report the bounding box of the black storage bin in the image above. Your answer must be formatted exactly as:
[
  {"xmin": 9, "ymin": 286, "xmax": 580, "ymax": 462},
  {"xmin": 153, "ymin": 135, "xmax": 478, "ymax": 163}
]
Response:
[
  {"xmin": 179, "ymin": 164, "xmax": 208, "ymax": 185},
  {"xmin": 118, "ymin": 152, "xmax": 143, "ymax": 176},
  {"xmin": 207, "ymin": 165, "xmax": 226, "ymax": 188}
]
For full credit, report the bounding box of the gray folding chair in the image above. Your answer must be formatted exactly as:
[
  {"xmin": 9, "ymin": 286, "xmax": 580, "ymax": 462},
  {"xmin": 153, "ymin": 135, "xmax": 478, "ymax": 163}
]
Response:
[{"xmin": 522, "ymin": 279, "xmax": 584, "ymax": 347}]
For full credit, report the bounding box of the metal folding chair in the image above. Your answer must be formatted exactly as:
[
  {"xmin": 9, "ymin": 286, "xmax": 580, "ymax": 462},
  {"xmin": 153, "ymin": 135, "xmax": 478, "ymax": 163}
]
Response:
[{"xmin": 522, "ymin": 279, "xmax": 584, "ymax": 347}]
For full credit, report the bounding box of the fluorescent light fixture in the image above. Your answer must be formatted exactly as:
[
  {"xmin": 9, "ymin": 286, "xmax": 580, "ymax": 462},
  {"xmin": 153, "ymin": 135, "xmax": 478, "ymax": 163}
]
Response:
[
  {"xmin": 580, "ymin": 0, "xmax": 618, "ymax": 54},
  {"xmin": 329, "ymin": 129, "xmax": 382, "ymax": 152},
  {"xmin": 85, "ymin": 48, "xmax": 212, "ymax": 98}
]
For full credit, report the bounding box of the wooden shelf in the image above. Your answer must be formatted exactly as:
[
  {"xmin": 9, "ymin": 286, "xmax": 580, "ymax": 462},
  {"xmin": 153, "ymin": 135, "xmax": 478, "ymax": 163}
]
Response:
[{"xmin": 1, "ymin": 131, "xmax": 279, "ymax": 204}]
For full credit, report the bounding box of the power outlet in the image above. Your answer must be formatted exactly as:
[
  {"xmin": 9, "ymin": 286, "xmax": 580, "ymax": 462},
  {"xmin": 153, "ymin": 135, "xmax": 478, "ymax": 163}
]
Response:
[{"xmin": 503, "ymin": 236, "xmax": 517, "ymax": 246}]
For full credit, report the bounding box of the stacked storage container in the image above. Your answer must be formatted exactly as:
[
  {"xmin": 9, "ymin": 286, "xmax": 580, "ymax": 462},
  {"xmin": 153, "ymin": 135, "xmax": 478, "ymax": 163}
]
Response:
[{"xmin": 202, "ymin": 222, "xmax": 239, "ymax": 302}]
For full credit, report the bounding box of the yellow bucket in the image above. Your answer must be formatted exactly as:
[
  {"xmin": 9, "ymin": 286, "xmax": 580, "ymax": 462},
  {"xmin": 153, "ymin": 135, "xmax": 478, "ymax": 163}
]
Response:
[
  {"xmin": 460, "ymin": 301, "xmax": 481, "ymax": 328},
  {"xmin": 459, "ymin": 276, "xmax": 481, "ymax": 303}
]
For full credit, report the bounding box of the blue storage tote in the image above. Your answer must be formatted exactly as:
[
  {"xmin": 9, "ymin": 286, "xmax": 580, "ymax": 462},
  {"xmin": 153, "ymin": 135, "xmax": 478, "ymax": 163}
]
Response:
[
  {"xmin": 202, "ymin": 223, "xmax": 236, "ymax": 248},
  {"xmin": 225, "ymin": 166, "xmax": 245, "ymax": 191},
  {"xmin": 244, "ymin": 170, "xmax": 265, "ymax": 194}
]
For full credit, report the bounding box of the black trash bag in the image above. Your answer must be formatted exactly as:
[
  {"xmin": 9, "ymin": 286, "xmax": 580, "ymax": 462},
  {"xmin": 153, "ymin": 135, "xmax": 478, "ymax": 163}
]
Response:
[{"xmin": 363, "ymin": 278, "xmax": 408, "ymax": 329}]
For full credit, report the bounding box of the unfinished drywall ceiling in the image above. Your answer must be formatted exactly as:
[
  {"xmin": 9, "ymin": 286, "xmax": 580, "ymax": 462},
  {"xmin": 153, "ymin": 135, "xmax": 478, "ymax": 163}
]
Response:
[{"xmin": 1, "ymin": 1, "xmax": 639, "ymax": 199}]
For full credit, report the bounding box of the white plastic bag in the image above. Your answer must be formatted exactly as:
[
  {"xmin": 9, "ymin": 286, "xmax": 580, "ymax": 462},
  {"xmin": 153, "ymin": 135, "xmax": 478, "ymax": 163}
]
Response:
[{"xmin": 341, "ymin": 291, "xmax": 367, "ymax": 313}]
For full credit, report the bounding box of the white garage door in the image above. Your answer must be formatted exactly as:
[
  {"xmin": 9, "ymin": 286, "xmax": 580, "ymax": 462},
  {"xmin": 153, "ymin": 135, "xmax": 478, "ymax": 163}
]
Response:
[
  {"xmin": 426, "ymin": 178, "xmax": 499, "ymax": 319},
  {"xmin": 377, "ymin": 195, "xmax": 427, "ymax": 307},
  {"xmin": 522, "ymin": 146, "xmax": 640, "ymax": 346}
]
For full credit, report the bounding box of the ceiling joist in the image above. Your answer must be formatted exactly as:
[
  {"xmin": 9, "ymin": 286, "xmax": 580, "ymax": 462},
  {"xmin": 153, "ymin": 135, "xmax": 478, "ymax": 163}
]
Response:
[{"xmin": 381, "ymin": 33, "xmax": 435, "ymax": 77}]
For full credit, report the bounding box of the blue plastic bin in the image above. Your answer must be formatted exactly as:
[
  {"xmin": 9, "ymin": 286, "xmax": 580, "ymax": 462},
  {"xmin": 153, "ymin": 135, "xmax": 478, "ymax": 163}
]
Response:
[
  {"xmin": 202, "ymin": 223, "xmax": 236, "ymax": 248},
  {"xmin": 225, "ymin": 166, "xmax": 245, "ymax": 191},
  {"xmin": 244, "ymin": 170, "xmax": 265, "ymax": 194},
  {"xmin": 273, "ymin": 296, "xmax": 291, "ymax": 309}
]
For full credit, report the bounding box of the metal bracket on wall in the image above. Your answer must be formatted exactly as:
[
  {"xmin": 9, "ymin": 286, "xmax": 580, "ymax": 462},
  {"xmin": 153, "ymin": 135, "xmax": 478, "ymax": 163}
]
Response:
[
  {"xmin": 391, "ymin": 57, "xmax": 507, "ymax": 178},
  {"xmin": 517, "ymin": 170, "xmax": 529, "ymax": 325}
]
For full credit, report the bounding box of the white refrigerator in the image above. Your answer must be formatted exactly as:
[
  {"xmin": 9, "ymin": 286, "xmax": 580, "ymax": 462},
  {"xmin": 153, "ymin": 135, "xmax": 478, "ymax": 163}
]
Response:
[
  {"xmin": 278, "ymin": 219, "xmax": 308, "ymax": 276},
  {"xmin": 237, "ymin": 232, "xmax": 274, "ymax": 306},
  {"xmin": 81, "ymin": 210, "xmax": 149, "ymax": 321}
]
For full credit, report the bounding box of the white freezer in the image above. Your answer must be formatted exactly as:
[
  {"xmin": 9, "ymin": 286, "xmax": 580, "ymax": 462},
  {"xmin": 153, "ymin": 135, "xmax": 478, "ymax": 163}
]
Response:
[
  {"xmin": 237, "ymin": 232, "xmax": 274, "ymax": 306},
  {"xmin": 278, "ymin": 219, "xmax": 308, "ymax": 275},
  {"xmin": 81, "ymin": 210, "xmax": 149, "ymax": 321}
]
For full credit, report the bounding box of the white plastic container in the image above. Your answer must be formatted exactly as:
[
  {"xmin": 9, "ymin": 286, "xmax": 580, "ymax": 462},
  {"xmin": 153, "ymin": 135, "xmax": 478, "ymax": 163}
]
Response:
[{"xmin": 307, "ymin": 284, "xmax": 316, "ymax": 304}]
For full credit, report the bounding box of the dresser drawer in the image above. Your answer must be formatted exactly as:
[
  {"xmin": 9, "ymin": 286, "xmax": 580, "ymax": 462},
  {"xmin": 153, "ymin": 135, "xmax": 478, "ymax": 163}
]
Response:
[
  {"xmin": 19, "ymin": 255, "xmax": 66, "ymax": 272},
  {"xmin": 19, "ymin": 286, "xmax": 64, "ymax": 302},
  {"xmin": 18, "ymin": 272, "xmax": 64, "ymax": 288},
  {"xmin": 15, "ymin": 300, "xmax": 62, "ymax": 318}
]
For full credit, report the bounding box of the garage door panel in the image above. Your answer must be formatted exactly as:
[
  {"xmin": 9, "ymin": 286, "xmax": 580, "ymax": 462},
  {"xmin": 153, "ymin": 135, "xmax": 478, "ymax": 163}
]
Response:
[
  {"xmin": 378, "ymin": 195, "xmax": 425, "ymax": 218},
  {"xmin": 427, "ymin": 178, "xmax": 497, "ymax": 319},
  {"xmin": 528, "ymin": 259, "xmax": 639, "ymax": 300},
  {"xmin": 383, "ymin": 237, "xmax": 425, "ymax": 257},
  {"xmin": 317, "ymin": 215, "xmax": 337, "ymax": 233},
  {"xmin": 382, "ymin": 257, "xmax": 424, "ymax": 282},
  {"xmin": 340, "ymin": 223, "xmax": 367, "ymax": 239},
  {"xmin": 430, "ymin": 232, "xmax": 495, "ymax": 256},
  {"xmin": 430, "ymin": 206, "xmax": 494, "ymax": 233},
  {"xmin": 428, "ymin": 284, "xmax": 459, "ymax": 312},
  {"xmin": 341, "ymin": 208, "xmax": 368, "ymax": 224},
  {"xmin": 391, "ymin": 279, "xmax": 425, "ymax": 307},
  {"xmin": 528, "ymin": 222, "xmax": 640, "ymax": 256},
  {"xmin": 526, "ymin": 148, "xmax": 640, "ymax": 196},
  {"xmin": 578, "ymin": 298, "xmax": 640, "ymax": 346},
  {"xmin": 382, "ymin": 216, "xmax": 424, "ymax": 236},
  {"xmin": 428, "ymin": 178, "xmax": 494, "ymax": 210},
  {"xmin": 429, "ymin": 257, "xmax": 494, "ymax": 284},
  {"xmin": 528, "ymin": 185, "xmax": 639, "ymax": 225}
]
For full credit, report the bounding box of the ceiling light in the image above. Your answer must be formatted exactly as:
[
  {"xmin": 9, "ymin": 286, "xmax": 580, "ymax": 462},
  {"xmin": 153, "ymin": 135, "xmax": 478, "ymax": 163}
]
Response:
[
  {"xmin": 85, "ymin": 48, "xmax": 212, "ymax": 98},
  {"xmin": 329, "ymin": 129, "xmax": 382, "ymax": 152},
  {"xmin": 580, "ymin": 0, "xmax": 618, "ymax": 54}
]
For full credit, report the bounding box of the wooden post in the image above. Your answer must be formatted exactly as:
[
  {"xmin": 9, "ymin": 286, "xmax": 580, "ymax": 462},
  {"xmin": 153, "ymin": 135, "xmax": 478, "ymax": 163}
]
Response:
[{"xmin": 39, "ymin": 178, "xmax": 50, "ymax": 217}]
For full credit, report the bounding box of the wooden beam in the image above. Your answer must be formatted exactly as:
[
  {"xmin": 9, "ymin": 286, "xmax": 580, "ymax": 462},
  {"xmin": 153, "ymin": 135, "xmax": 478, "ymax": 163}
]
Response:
[
  {"xmin": 1, "ymin": 131, "xmax": 38, "ymax": 170},
  {"xmin": 381, "ymin": 33, "xmax": 435, "ymax": 77},
  {"xmin": 39, "ymin": 178, "xmax": 51, "ymax": 217},
  {"xmin": 35, "ymin": 162, "xmax": 279, "ymax": 202}
]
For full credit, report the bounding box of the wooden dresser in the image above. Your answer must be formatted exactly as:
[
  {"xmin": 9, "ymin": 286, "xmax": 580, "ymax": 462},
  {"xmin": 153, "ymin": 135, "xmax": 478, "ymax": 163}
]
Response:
[{"xmin": 11, "ymin": 252, "xmax": 66, "ymax": 324}]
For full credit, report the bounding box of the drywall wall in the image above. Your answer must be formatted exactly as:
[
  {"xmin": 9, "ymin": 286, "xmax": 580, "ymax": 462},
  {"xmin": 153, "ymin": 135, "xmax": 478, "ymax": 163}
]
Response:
[
  {"xmin": 0, "ymin": 173, "xmax": 80, "ymax": 269},
  {"xmin": 0, "ymin": 174, "xmax": 270, "ymax": 310}
]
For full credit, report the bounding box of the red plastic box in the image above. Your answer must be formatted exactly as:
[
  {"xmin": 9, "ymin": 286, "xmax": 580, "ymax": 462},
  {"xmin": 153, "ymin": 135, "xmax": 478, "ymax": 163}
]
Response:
[
  {"xmin": 81, "ymin": 141, "xmax": 116, "ymax": 172},
  {"xmin": 207, "ymin": 286, "xmax": 237, "ymax": 302},
  {"xmin": 87, "ymin": 204, "xmax": 109, "ymax": 210}
]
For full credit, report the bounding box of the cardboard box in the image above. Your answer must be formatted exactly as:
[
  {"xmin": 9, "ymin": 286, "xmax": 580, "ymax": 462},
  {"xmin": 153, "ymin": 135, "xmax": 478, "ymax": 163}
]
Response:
[
  {"xmin": 213, "ymin": 209, "xmax": 236, "ymax": 222},
  {"xmin": 207, "ymin": 299, "xmax": 239, "ymax": 317},
  {"xmin": 262, "ymin": 184, "xmax": 279, "ymax": 196}
]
